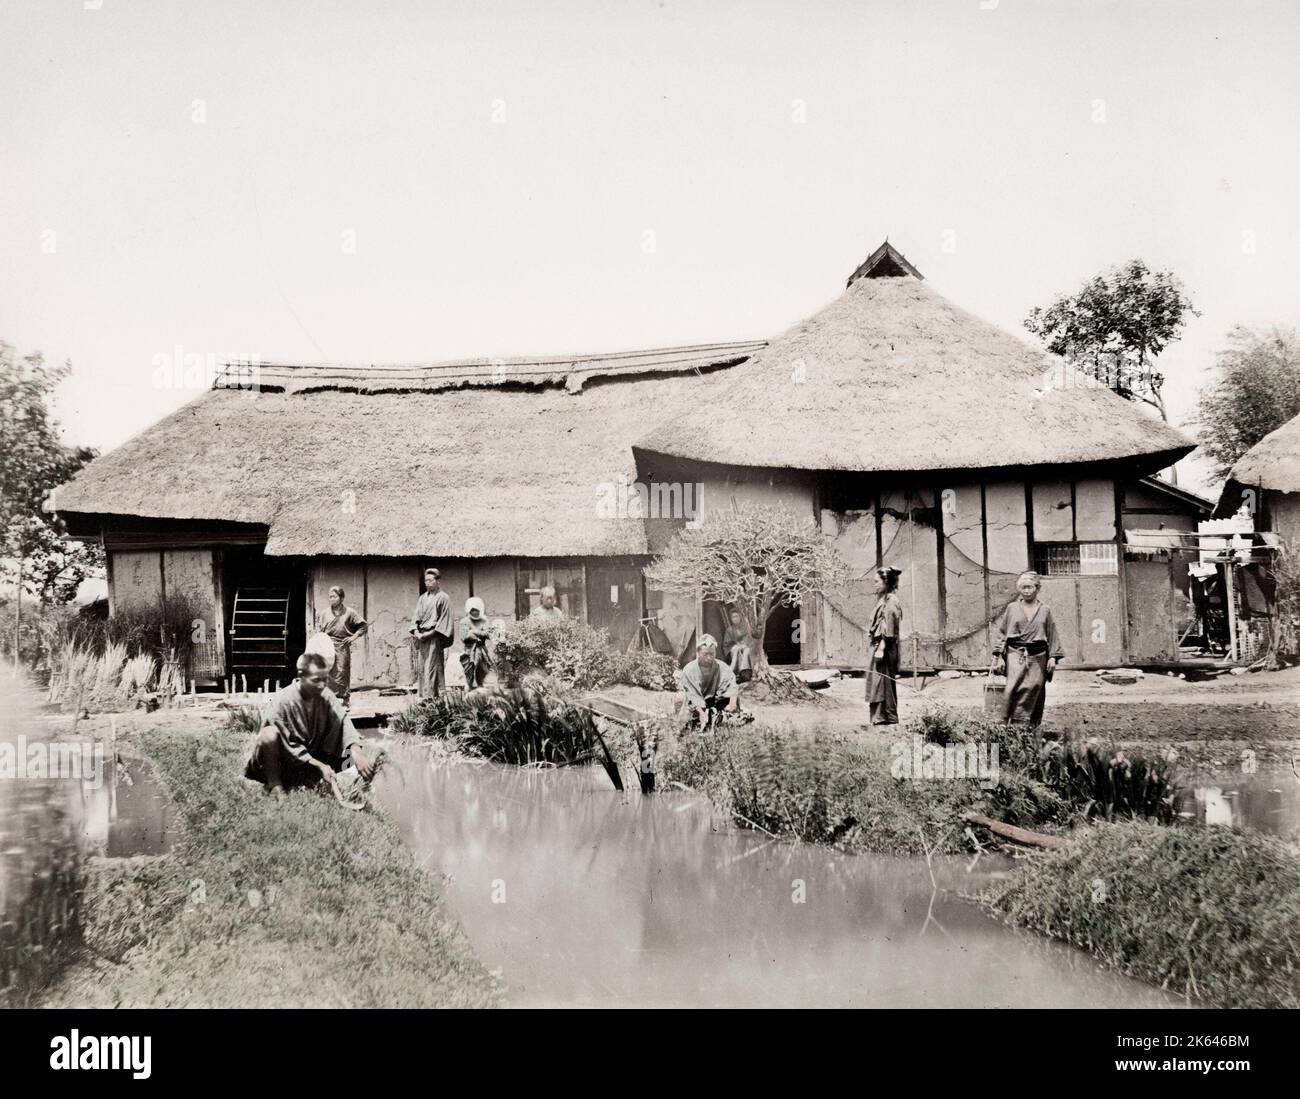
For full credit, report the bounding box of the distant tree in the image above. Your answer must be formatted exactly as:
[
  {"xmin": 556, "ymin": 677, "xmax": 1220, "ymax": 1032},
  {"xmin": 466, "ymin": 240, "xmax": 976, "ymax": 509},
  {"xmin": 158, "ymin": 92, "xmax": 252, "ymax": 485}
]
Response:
[
  {"xmin": 1196, "ymin": 326, "xmax": 1300, "ymax": 480},
  {"xmin": 643, "ymin": 503, "xmax": 848, "ymax": 679},
  {"xmin": 0, "ymin": 341, "xmax": 102, "ymax": 611},
  {"xmin": 1025, "ymin": 259, "xmax": 1198, "ymax": 424}
]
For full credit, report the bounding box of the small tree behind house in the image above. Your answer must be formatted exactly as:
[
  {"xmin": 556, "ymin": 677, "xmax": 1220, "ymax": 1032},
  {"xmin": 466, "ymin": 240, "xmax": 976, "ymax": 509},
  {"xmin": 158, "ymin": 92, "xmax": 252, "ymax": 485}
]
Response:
[{"xmin": 643, "ymin": 503, "xmax": 849, "ymax": 679}]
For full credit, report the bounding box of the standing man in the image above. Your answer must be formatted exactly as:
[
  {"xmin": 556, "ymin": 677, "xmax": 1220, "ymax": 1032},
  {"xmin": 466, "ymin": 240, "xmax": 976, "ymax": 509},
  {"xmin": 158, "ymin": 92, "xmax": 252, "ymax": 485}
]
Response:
[{"xmin": 410, "ymin": 567, "xmax": 453, "ymax": 697}]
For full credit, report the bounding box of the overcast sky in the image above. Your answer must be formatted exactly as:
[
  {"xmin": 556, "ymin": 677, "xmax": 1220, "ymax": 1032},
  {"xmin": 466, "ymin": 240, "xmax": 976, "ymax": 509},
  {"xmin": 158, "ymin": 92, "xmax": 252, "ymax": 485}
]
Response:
[{"xmin": 3, "ymin": 0, "xmax": 1298, "ymax": 497}]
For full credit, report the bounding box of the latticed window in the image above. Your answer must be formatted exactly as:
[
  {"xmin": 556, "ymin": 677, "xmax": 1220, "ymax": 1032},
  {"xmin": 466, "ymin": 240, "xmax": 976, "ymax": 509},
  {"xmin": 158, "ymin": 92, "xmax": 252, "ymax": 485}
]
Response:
[{"xmin": 1033, "ymin": 541, "xmax": 1118, "ymax": 577}]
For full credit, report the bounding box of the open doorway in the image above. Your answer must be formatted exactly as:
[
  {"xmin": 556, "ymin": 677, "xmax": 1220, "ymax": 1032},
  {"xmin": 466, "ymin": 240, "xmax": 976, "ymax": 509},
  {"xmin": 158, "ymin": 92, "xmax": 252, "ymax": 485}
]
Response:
[{"xmin": 221, "ymin": 546, "xmax": 307, "ymax": 686}]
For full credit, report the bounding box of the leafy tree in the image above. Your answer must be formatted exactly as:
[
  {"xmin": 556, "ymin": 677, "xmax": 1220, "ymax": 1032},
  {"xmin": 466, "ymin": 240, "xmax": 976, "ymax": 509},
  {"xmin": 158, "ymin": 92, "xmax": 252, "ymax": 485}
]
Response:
[
  {"xmin": 1025, "ymin": 259, "xmax": 1198, "ymax": 423},
  {"xmin": 1196, "ymin": 326, "xmax": 1300, "ymax": 480},
  {"xmin": 0, "ymin": 341, "xmax": 102, "ymax": 610},
  {"xmin": 643, "ymin": 503, "xmax": 848, "ymax": 677}
]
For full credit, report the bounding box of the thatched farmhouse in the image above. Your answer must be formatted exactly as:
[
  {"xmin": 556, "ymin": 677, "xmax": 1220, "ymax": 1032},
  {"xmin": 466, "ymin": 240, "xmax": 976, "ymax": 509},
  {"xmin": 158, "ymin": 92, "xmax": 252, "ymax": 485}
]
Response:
[
  {"xmin": 53, "ymin": 242, "xmax": 1200, "ymax": 685},
  {"xmin": 1214, "ymin": 411, "xmax": 1300, "ymax": 544}
]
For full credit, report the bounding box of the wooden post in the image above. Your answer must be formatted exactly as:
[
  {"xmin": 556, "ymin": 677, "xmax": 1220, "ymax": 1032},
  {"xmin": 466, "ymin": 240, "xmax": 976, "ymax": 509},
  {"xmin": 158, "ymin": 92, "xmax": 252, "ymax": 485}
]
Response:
[
  {"xmin": 909, "ymin": 496, "xmax": 918, "ymax": 681},
  {"xmin": 1223, "ymin": 557, "xmax": 1239, "ymax": 663},
  {"xmin": 11, "ymin": 557, "xmax": 20, "ymax": 678}
]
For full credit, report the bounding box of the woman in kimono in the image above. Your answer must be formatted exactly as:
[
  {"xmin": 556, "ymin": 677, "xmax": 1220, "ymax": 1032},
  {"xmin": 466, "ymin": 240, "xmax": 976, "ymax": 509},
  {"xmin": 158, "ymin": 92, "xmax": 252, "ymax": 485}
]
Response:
[
  {"xmin": 864, "ymin": 567, "xmax": 903, "ymax": 725},
  {"xmin": 991, "ymin": 571, "xmax": 1064, "ymax": 727},
  {"xmin": 458, "ymin": 596, "xmax": 493, "ymax": 689},
  {"xmin": 321, "ymin": 586, "xmax": 367, "ymax": 705}
]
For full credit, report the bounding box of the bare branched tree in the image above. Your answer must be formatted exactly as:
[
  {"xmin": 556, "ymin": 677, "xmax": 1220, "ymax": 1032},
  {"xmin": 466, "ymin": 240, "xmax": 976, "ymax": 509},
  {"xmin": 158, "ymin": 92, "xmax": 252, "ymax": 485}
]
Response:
[{"xmin": 643, "ymin": 503, "xmax": 848, "ymax": 677}]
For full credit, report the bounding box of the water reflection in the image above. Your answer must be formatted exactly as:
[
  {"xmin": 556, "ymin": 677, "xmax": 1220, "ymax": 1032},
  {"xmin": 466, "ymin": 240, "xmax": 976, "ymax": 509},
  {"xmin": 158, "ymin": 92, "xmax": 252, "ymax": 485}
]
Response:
[
  {"xmin": 375, "ymin": 740, "xmax": 1180, "ymax": 1008},
  {"xmin": 1, "ymin": 682, "xmax": 177, "ymax": 1002},
  {"xmin": 1176, "ymin": 780, "xmax": 1299, "ymax": 836}
]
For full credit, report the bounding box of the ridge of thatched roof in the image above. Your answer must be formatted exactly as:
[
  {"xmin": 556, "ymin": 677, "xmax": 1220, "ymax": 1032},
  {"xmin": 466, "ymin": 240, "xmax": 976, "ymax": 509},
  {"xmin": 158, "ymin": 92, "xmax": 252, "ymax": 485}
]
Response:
[
  {"xmin": 636, "ymin": 275, "xmax": 1194, "ymax": 474},
  {"xmin": 1226, "ymin": 413, "xmax": 1300, "ymax": 494},
  {"xmin": 53, "ymin": 360, "xmax": 741, "ymax": 558},
  {"xmin": 222, "ymin": 340, "xmax": 766, "ymax": 395}
]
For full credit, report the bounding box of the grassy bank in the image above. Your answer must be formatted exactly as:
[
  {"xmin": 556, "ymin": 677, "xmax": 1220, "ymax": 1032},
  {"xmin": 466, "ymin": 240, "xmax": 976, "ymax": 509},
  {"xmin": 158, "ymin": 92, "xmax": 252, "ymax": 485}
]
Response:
[
  {"xmin": 39, "ymin": 723, "xmax": 499, "ymax": 1008},
  {"xmin": 982, "ymin": 822, "xmax": 1300, "ymax": 1008},
  {"xmin": 660, "ymin": 719, "xmax": 1071, "ymax": 856}
]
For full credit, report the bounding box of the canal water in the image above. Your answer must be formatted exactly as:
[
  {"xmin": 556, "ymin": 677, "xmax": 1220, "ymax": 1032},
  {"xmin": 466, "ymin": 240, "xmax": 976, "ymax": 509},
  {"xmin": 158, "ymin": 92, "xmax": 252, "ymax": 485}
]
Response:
[
  {"xmin": 1, "ymin": 679, "xmax": 177, "ymax": 1001},
  {"xmin": 374, "ymin": 738, "xmax": 1183, "ymax": 1008}
]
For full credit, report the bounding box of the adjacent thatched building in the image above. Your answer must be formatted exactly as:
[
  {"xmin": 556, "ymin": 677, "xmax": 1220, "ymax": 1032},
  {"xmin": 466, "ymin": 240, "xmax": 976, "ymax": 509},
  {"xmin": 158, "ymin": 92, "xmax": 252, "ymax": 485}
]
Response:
[
  {"xmin": 54, "ymin": 242, "xmax": 1199, "ymax": 683},
  {"xmin": 1214, "ymin": 412, "xmax": 1300, "ymax": 545}
]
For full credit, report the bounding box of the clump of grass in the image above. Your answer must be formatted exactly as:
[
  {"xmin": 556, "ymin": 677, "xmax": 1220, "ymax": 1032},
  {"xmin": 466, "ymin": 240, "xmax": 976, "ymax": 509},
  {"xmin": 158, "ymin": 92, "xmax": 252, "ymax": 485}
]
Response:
[
  {"xmin": 920, "ymin": 707, "xmax": 1179, "ymax": 824},
  {"xmin": 982, "ymin": 822, "xmax": 1300, "ymax": 1008},
  {"xmin": 395, "ymin": 682, "xmax": 600, "ymax": 765},
  {"xmin": 661, "ymin": 722, "xmax": 1068, "ymax": 856},
  {"xmin": 224, "ymin": 705, "xmax": 264, "ymax": 735},
  {"xmin": 1037, "ymin": 743, "xmax": 1177, "ymax": 823},
  {"xmin": 0, "ymin": 839, "xmax": 83, "ymax": 1006},
  {"xmin": 38, "ymin": 724, "xmax": 498, "ymax": 1008},
  {"xmin": 118, "ymin": 653, "xmax": 158, "ymax": 701}
]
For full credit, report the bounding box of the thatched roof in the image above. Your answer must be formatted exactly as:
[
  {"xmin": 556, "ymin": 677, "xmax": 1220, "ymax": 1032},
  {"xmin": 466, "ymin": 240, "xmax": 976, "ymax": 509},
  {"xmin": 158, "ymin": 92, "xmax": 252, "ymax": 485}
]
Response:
[
  {"xmin": 53, "ymin": 345, "xmax": 759, "ymax": 558},
  {"xmin": 56, "ymin": 247, "xmax": 1196, "ymax": 557},
  {"xmin": 1225, "ymin": 413, "xmax": 1300, "ymax": 494},
  {"xmin": 636, "ymin": 270, "xmax": 1194, "ymax": 473}
]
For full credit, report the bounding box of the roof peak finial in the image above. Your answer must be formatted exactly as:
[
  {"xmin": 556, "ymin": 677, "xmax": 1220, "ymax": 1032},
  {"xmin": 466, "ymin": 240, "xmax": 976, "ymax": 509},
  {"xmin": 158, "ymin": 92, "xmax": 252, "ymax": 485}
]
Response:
[{"xmin": 847, "ymin": 239, "xmax": 923, "ymax": 287}]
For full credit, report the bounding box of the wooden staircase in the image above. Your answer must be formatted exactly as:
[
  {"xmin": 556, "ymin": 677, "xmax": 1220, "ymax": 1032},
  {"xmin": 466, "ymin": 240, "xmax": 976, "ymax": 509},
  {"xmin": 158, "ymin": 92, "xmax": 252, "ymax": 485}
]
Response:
[{"xmin": 228, "ymin": 587, "xmax": 290, "ymax": 674}]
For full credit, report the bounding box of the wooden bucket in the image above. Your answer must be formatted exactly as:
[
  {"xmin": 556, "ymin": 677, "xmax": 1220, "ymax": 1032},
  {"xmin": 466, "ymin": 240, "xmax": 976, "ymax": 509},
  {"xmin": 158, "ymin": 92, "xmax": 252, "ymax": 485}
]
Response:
[{"xmin": 983, "ymin": 672, "xmax": 1006, "ymax": 717}]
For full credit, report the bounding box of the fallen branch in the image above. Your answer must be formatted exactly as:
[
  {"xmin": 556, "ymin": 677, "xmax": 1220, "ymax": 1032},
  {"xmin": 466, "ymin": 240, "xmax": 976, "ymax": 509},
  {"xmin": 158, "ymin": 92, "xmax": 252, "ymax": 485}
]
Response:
[{"xmin": 962, "ymin": 812, "xmax": 1066, "ymax": 850}]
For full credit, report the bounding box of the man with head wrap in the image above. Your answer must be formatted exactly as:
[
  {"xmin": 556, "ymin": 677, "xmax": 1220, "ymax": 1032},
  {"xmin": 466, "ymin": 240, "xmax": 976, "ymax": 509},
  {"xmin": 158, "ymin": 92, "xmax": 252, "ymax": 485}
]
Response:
[{"xmin": 680, "ymin": 633, "xmax": 741, "ymax": 728}]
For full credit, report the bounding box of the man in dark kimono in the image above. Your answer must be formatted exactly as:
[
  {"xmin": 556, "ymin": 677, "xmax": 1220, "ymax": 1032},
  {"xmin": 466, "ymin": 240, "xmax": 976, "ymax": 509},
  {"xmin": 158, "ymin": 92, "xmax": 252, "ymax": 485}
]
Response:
[
  {"xmin": 245, "ymin": 652, "xmax": 375, "ymax": 793},
  {"xmin": 410, "ymin": 567, "xmax": 452, "ymax": 698}
]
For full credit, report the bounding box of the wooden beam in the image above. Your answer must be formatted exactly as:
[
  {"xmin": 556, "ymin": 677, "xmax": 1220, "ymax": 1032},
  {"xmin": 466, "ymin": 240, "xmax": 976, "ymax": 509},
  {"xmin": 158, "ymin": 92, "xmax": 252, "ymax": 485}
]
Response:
[{"xmin": 963, "ymin": 812, "xmax": 1066, "ymax": 850}]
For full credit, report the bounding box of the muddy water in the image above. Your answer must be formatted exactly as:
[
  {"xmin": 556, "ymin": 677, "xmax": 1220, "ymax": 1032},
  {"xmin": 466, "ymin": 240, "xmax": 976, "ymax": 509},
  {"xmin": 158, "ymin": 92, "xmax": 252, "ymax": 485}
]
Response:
[{"xmin": 375, "ymin": 739, "xmax": 1180, "ymax": 1008}]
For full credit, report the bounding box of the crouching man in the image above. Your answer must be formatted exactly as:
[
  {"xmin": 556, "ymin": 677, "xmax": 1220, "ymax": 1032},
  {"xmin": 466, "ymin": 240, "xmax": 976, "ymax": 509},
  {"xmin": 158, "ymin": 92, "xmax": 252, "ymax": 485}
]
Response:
[
  {"xmin": 245, "ymin": 652, "xmax": 375, "ymax": 794},
  {"xmin": 680, "ymin": 634, "xmax": 741, "ymax": 729}
]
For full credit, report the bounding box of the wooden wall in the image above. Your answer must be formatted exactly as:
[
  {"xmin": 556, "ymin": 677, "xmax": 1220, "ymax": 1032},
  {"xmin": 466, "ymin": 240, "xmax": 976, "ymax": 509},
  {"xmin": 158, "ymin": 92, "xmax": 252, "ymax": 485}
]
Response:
[
  {"xmin": 107, "ymin": 548, "xmax": 225, "ymax": 677},
  {"xmin": 813, "ymin": 475, "xmax": 1129, "ymax": 669}
]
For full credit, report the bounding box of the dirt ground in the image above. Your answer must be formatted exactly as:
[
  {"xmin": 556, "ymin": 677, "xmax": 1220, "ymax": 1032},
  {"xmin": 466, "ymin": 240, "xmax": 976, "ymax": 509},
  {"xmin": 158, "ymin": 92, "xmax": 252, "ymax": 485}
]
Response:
[
  {"xmin": 69, "ymin": 663, "xmax": 1295, "ymax": 777},
  {"xmin": 601, "ymin": 666, "xmax": 1300, "ymax": 772}
]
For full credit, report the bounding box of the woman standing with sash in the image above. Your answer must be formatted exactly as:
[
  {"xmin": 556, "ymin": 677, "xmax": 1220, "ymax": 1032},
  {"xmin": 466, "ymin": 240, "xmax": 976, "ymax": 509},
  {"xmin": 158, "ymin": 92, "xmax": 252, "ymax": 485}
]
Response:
[
  {"xmin": 991, "ymin": 570, "xmax": 1064, "ymax": 727},
  {"xmin": 864, "ymin": 567, "xmax": 903, "ymax": 725}
]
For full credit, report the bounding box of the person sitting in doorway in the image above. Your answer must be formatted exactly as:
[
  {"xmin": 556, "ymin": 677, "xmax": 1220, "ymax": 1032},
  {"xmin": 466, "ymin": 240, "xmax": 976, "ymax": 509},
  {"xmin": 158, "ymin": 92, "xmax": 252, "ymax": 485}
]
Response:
[
  {"xmin": 680, "ymin": 634, "xmax": 741, "ymax": 729},
  {"xmin": 245, "ymin": 652, "xmax": 375, "ymax": 795},
  {"xmin": 530, "ymin": 585, "xmax": 566, "ymax": 621},
  {"xmin": 458, "ymin": 596, "xmax": 493, "ymax": 689},
  {"xmin": 722, "ymin": 608, "xmax": 754, "ymax": 683}
]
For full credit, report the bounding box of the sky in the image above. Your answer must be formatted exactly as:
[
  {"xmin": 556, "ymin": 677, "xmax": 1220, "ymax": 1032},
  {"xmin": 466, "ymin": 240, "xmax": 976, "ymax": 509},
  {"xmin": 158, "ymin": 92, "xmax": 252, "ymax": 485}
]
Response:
[{"xmin": 2, "ymin": 0, "xmax": 1298, "ymax": 498}]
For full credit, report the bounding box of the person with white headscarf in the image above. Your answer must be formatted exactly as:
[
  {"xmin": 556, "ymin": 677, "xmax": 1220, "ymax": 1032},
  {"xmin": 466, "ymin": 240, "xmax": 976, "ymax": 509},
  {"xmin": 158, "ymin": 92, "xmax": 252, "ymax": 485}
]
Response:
[
  {"xmin": 680, "ymin": 634, "xmax": 740, "ymax": 728},
  {"xmin": 458, "ymin": 596, "xmax": 493, "ymax": 689}
]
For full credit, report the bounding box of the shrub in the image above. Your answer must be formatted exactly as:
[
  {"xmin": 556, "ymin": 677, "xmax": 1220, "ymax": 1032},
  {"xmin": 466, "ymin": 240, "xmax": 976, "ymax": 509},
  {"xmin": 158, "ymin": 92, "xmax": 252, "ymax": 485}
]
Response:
[
  {"xmin": 492, "ymin": 615, "xmax": 678, "ymax": 691},
  {"xmin": 983, "ymin": 822, "xmax": 1300, "ymax": 1007},
  {"xmin": 492, "ymin": 616, "xmax": 616, "ymax": 690},
  {"xmin": 608, "ymin": 648, "xmax": 679, "ymax": 691},
  {"xmin": 393, "ymin": 683, "xmax": 601, "ymax": 765}
]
